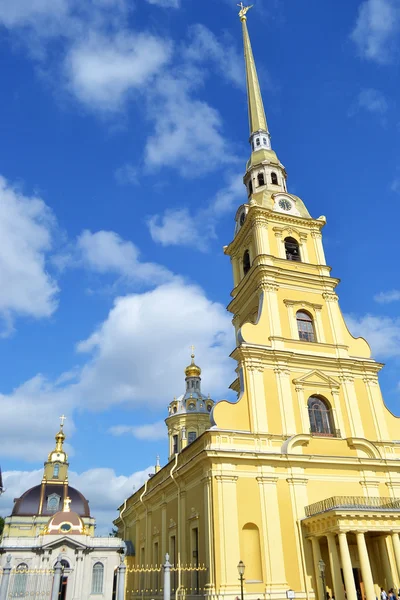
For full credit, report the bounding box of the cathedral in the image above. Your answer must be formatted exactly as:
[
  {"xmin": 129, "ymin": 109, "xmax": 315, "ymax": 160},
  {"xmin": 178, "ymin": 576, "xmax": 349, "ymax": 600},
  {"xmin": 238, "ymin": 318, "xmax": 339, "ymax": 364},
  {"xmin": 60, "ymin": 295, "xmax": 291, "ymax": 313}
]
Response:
[
  {"xmin": 0, "ymin": 422, "xmax": 125, "ymax": 600},
  {"xmin": 115, "ymin": 6, "xmax": 400, "ymax": 600}
]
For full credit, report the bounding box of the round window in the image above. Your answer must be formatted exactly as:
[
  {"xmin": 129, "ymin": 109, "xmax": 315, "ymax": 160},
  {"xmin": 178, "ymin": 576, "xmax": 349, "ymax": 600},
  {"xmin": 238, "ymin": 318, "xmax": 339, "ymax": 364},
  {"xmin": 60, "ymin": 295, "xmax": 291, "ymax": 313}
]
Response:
[{"xmin": 60, "ymin": 523, "xmax": 72, "ymax": 532}]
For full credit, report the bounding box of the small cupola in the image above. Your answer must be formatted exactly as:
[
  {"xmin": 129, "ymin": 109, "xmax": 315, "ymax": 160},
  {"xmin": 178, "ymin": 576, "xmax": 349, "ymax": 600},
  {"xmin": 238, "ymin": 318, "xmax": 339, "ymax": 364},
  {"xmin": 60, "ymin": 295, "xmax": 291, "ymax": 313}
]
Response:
[{"xmin": 165, "ymin": 349, "xmax": 215, "ymax": 460}]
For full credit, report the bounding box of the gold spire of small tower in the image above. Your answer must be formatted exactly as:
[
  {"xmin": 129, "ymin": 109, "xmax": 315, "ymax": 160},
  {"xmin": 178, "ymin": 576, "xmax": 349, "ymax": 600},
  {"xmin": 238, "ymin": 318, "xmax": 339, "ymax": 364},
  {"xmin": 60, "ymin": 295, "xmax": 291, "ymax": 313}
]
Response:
[
  {"xmin": 43, "ymin": 417, "xmax": 69, "ymax": 485},
  {"xmin": 238, "ymin": 3, "xmax": 269, "ymax": 140},
  {"xmin": 185, "ymin": 346, "xmax": 201, "ymax": 378}
]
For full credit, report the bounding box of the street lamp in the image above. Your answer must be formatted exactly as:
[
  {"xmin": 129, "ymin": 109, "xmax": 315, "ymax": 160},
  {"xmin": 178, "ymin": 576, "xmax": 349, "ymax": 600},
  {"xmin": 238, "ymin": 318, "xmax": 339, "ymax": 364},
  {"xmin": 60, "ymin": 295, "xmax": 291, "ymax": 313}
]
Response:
[
  {"xmin": 237, "ymin": 561, "xmax": 245, "ymax": 600},
  {"xmin": 318, "ymin": 559, "xmax": 326, "ymax": 600}
]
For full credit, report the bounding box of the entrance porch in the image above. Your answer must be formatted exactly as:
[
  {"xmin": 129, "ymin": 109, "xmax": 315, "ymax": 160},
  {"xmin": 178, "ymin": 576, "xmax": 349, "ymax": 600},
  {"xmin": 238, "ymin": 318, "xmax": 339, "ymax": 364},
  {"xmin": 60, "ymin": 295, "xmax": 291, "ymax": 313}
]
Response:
[{"xmin": 303, "ymin": 497, "xmax": 400, "ymax": 600}]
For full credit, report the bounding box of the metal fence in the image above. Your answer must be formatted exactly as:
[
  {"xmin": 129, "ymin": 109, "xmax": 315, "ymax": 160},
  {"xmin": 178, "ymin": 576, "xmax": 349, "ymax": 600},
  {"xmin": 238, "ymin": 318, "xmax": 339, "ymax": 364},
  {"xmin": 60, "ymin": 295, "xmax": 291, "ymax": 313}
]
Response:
[
  {"xmin": 0, "ymin": 556, "xmax": 126, "ymax": 600},
  {"xmin": 305, "ymin": 496, "xmax": 400, "ymax": 517},
  {"xmin": 125, "ymin": 555, "xmax": 208, "ymax": 600},
  {"xmin": 7, "ymin": 568, "xmax": 54, "ymax": 599}
]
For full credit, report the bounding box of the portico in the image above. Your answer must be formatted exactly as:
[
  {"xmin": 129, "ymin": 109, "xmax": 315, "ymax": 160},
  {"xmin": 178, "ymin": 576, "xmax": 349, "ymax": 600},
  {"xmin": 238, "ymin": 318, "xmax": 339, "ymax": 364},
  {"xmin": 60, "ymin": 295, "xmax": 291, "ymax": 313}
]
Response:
[{"xmin": 304, "ymin": 497, "xmax": 400, "ymax": 600}]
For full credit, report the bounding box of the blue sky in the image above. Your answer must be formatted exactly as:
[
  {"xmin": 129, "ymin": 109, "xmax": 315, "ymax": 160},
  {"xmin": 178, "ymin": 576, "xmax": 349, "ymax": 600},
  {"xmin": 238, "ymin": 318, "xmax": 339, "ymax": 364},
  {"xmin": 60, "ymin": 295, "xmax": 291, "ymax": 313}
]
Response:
[{"xmin": 0, "ymin": 0, "xmax": 400, "ymax": 532}]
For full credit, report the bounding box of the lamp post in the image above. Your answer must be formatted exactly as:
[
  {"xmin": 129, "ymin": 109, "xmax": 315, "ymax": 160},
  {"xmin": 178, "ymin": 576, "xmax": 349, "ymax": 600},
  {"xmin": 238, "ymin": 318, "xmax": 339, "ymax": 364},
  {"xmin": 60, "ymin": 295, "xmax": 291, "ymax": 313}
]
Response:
[
  {"xmin": 237, "ymin": 561, "xmax": 245, "ymax": 600},
  {"xmin": 318, "ymin": 559, "xmax": 326, "ymax": 600}
]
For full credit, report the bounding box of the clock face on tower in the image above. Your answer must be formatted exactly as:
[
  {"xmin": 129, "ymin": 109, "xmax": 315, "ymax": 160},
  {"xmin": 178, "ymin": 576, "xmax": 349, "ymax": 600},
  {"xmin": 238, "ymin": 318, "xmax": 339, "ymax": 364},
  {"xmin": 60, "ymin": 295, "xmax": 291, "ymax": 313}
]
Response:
[{"xmin": 278, "ymin": 199, "xmax": 292, "ymax": 211}]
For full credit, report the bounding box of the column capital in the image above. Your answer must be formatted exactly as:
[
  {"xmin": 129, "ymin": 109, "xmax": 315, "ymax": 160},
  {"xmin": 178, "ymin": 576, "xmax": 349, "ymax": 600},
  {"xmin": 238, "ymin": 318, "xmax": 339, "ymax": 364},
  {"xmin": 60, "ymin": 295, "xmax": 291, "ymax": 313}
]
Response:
[
  {"xmin": 256, "ymin": 476, "xmax": 279, "ymax": 484},
  {"xmin": 215, "ymin": 475, "xmax": 238, "ymax": 483}
]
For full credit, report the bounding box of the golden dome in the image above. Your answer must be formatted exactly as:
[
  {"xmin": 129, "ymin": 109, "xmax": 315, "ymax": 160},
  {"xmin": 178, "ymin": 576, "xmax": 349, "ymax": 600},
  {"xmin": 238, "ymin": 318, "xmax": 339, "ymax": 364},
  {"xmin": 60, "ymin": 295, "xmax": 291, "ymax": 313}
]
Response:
[{"xmin": 185, "ymin": 353, "xmax": 201, "ymax": 378}]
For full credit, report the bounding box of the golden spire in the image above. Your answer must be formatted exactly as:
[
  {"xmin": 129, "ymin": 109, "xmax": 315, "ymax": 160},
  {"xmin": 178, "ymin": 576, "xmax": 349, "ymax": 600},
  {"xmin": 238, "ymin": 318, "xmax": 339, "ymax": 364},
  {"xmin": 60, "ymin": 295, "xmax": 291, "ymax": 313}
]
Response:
[
  {"xmin": 185, "ymin": 347, "xmax": 201, "ymax": 378},
  {"xmin": 55, "ymin": 415, "xmax": 66, "ymax": 451},
  {"xmin": 238, "ymin": 4, "xmax": 269, "ymax": 139}
]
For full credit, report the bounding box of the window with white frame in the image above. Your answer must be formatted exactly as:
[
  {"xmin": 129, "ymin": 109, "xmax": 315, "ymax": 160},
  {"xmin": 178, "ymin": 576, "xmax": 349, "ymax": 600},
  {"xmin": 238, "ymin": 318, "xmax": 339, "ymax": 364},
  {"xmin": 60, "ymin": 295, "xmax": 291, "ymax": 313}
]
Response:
[{"xmin": 91, "ymin": 562, "xmax": 104, "ymax": 594}]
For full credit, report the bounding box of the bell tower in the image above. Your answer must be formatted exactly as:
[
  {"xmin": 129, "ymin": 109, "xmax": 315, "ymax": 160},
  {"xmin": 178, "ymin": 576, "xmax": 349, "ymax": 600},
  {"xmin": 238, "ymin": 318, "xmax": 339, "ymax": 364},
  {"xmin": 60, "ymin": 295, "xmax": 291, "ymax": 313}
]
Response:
[
  {"xmin": 166, "ymin": 352, "xmax": 215, "ymax": 460},
  {"xmin": 214, "ymin": 6, "xmax": 390, "ymax": 445}
]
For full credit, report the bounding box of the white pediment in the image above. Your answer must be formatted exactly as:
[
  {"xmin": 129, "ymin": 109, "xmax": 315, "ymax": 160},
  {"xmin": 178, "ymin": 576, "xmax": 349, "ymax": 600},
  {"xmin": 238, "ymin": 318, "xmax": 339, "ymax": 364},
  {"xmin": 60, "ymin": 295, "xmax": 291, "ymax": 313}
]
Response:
[{"xmin": 293, "ymin": 370, "xmax": 340, "ymax": 389}]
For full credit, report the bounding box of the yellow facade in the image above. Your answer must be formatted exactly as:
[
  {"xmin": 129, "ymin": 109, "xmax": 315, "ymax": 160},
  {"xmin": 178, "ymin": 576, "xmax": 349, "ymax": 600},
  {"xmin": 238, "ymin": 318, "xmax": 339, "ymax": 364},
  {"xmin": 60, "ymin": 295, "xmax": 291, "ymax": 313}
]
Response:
[{"xmin": 116, "ymin": 8, "xmax": 400, "ymax": 600}]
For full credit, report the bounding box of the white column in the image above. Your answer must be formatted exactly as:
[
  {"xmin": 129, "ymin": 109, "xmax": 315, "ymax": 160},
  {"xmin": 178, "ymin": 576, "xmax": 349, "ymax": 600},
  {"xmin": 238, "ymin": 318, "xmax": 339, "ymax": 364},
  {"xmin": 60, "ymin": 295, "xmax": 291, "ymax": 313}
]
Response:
[
  {"xmin": 327, "ymin": 533, "xmax": 345, "ymax": 600},
  {"xmin": 245, "ymin": 362, "xmax": 268, "ymax": 433},
  {"xmin": 257, "ymin": 476, "xmax": 287, "ymax": 595},
  {"xmin": 215, "ymin": 474, "xmax": 240, "ymax": 593},
  {"xmin": 330, "ymin": 389, "xmax": 346, "ymax": 438},
  {"xmin": 314, "ymin": 307, "xmax": 326, "ymax": 343},
  {"xmin": 339, "ymin": 374, "xmax": 365, "ymax": 438},
  {"xmin": 363, "ymin": 376, "xmax": 389, "ymax": 441},
  {"xmin": 311, "ymin": 231, "xmax": 326, "ymax": 265},
  {"xmin": 391, "ymin": 532, "xmax": 400, "ymax": 583},
  {"xmin": 117, "ymin": 562, "xmax": 127, "ymax": 600},
  {"xmin": 0, "ymin": 555, "xmax": 12, "ymax": 600},
  {"xmin": 299, "ymin": 234, "xmax": 309, "ymax": 263},
  {"xmin": 284, "ymin": 301, "xmax": 298, "ymax": 339},
  {"xmin": 274, "ymin": 229, "xmax": 285, "ymax": 259},
  {"xmin": 163, "ymin": 555, "xmax": 171, "ymax": 600},
  {"xmin": 356, "ymin": 532, "xmax": 375, "ymax": 600},
  {"xmin": 310, "ymin": 537, "xmax": 325, "ymax": 600},
  {"xmin": 274, "ymin": 367, "xmax": 296, "ymax": 435},
  {"xmin": 379, "ymin": 535, "xmax": 398, "ymax": 589},
  {"xmin": 294, "ymin": 385, "xmax": 309, "ymax": 433},
  {"xmin": 252, "ymin": 215, "xmax": 270, "ymax": 256},
  {"xmin": 323, "ymin": 292, "xmax": 345, "ymax": 347},
  {"xmin": 338, "ymin": 532, "xmax": 357, "ymax": 600},
  {"xmin": 263, "ymin": 282, "xmax": 282, "ymax": 337},
  {"xmin": 202, "ymin": 474, "xmax": 215, "ymax": 593}
]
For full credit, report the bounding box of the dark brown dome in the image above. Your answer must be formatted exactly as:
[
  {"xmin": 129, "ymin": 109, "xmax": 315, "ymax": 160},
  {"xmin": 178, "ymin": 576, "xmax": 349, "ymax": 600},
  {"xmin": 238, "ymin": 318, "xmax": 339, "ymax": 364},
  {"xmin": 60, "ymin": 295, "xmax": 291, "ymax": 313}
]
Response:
[{"xmin": 12, "ymin": 485, "xmax": 90, "ymax": 517}]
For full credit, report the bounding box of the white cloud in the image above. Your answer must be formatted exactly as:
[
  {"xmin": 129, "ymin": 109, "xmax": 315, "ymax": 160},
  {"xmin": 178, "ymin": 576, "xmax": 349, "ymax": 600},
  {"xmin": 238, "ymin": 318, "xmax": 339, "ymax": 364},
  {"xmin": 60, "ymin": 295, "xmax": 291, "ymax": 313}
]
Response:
[
  {"xmin": 114, "ymin": 164, "xmax": 139, "ymax": 186},
  {"xmin": 346, "ymin": 313, "xmax": 400, "ymax": 359},
  {"xmin": 391, "ymin": 177, "xmax": 400, "ymax": 193},
  {"xmin": 1, "ymin": 1, "xmax": 238, "ymax": 175},
  {"xmin": 76, "ymin": 230, "xmax": 174, "ymax": 284},
  {"xmin": 374, "ymin": 290, "xmax": 400, "ymax": 303},
  {"xmin": 0, "ymin": 466, "xmax": 152, "ymax": 534},
  {"xmin": 350, "ymin": 0, "xmax": 400, "ymax": 64},
  {"xmin": 148, "ymin": 174, "xmax": 244, "ymax": 250},
  {"xmin": 184, "ymin": 24, "xmax": 244, "ymax": 89},
  {"xmin": 0, "ymin": 375, "xmax": 75, "ymax": 461},
  {"xmin": 65, "ymin": 31, "xmax": 172, "ymax": 112},
  {"xmin": 144, "ymin": 71, "xmax": 238, "ymax": 175},
  {"xmin": 0, "ymin": 0, "xmax": 68, "ymax": 29},
  {"xmin": 357, "ymin": 88, "xmax": 388, "ymax": 114},
  {"xmin": 75, "ymin": 280, "xmax": 234, "ymax": 408},
  {"xmin": 109, "ymin": 421, "xmax": 166, "ymax": 440},
  {"xmin": 148, "ymin": 208, "xmax": 206, "ymax": 250},
  {"xmin": 0, "ymin": 176, "xmax": 58, "ymax": 334}
]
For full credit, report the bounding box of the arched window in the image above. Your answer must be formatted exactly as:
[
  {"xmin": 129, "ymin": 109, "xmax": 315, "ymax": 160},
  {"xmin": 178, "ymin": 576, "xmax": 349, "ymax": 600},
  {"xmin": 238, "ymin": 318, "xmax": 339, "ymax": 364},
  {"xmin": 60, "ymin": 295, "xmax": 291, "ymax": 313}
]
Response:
[
  {"xmin": 239, "ymin": 212, "xmax": 246, "ymax": 226},
  {"xmin": 284, "ymin": 237, "xmax": 301, "ymax": 262},
  {"xmin": 13, "ymin": 564, "xmax": 28, "ymax": 597},
  {"xmin": 53, "ymin": 463, "xmax": 60, "ymax": 478},
  {"xmin": 243, "ymin": 250, "xmax": 251, "ymax": 275},
  {"xmin": 257, "ymin": 172, "xmax": 265, "ymax": 186},
  {"xmin": 271, "ymin": 172, "xmax": 278, "ymax": 185},
  {"xmin": 308, "ymin": 396, "xmax": 334, "ymax": 436},
  {"xmin": 91, "ymin": 562, "xmax": 104, "ymax": 594},
  {"xmin": 256, "ymin": 138, "xmax": 260, "ymax": 146},
  {"xmin": 60, "ymin": 560, "xmax": 70, "ymax": 570},
  {"xmin": 296, "ymin": 311, "xmax": 316, "ymax": 343},
  {"xmin": 248, "ymin": 180, "xmax": 253, "ymax": 195}
]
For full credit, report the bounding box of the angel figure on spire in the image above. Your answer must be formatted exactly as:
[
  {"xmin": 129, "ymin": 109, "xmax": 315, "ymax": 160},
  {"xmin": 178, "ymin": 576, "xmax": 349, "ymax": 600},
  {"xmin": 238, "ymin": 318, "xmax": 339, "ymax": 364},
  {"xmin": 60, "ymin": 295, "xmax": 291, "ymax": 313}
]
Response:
[{"xmin": 237, "ymin": 2, "xmax": 253, "ymax": 19}]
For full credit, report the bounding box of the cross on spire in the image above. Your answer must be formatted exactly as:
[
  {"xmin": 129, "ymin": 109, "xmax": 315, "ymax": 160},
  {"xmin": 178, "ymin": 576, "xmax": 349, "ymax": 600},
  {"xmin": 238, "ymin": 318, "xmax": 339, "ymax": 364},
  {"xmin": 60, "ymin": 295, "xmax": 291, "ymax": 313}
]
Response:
[
  {"xmin": 190, "ymin": 345, "xmax": 195, "ymax": 357},
  {"xmin": 59, "ymin": 415, "xmax": 67, "ymax": 428}
]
